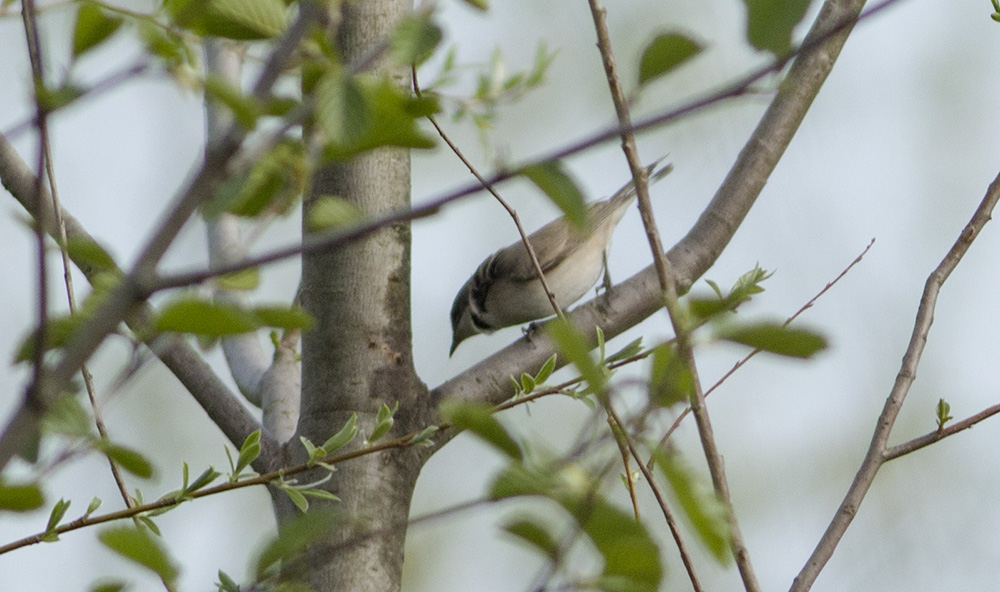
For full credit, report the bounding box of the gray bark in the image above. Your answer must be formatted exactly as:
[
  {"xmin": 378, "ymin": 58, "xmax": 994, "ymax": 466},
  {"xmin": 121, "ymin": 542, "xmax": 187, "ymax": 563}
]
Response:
[{"xmin": 288, "ymin": 2, "xmax": 431, "ymax": 592}]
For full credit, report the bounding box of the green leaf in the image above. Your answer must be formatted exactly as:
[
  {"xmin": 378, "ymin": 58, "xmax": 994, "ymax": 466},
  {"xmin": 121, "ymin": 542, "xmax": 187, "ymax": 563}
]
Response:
[
  {"xmin": 407, "ymin": 425, "xmax": 439, "ymax": 447},
  {"xmin": 283, "ymin": 486, "xmax": 309, "ymax": 512},
  {"xmin": 502, "ymin": 517, "xmax": 559, "ymax": 560},
  {"xmin": 519, "ymin": 372, "xmax": 536, "ymax": 394},
  {"xmin": 547, "ymin": 318, "xmax": 606, "ymax": 397},
  {"xmin": 73, "ymin": 2, "xmax": 124, "ymax": 58},
  {"xmin": 35, "ymin": 83, "xmax": 85, "ymax": 112},
  {"xmin": 321, "ymin": 413, "xmax": 358, "ymax": 455},
  {"xmin": 46, "ymin": 498, "xmax": 71, "ymax": 533},
  {"xmin": 534, "ymin": 353, "xmax": 557, "ymax": 385},
  {"xmin": 89, "ymin": 581, "xmax": 127, "ymax": 592},
  {"xmin": 97, "ymin": 443, "xmax": 155, "ymax": 479},
  {"xmin": 520, "ymin": 161, "xmax": 588, "ymax": 231},
  {"xmin": 606, "ymin": 337, "xmax": 643, "ymax": 364},
  {"xmin": 460, "ymin": 0, "xmax": 489, "ymax": 9},
  {"xmin": 15, "ymin": 314, "xmax": 86, "ymax": 363},
  {"xmin": 0, "ymin": 483, "xmax": 44, "ymax": 512},
  {"xmin": 184, "ymin": 466, "xmax": 222, "ymax": 495},
  {"xmin": 369, "ymin": 402, "xmax": 398, "ymax": 443},
  {"xmin": 255, "ymin": 510, "xmax": 341, "ymax": 578},
  {"xmin": 441, "ymin": 399, "xmax": 522, "ymax": 460},
  {"xmin": 208, "ymin": 139, "xmax": 306, "ymax": 219},
  {"xmin": 653, "ymin": 449, "xmax": 732, "ymax": 563},
  {"xmin": 86, "ymin": 497, "xmax": 102, "ymax": 516},
  {"xmin": 217, "ymin": 570, "xmax": 240, "ymax": 592},
  {"xmin": 41, "ymin": 395, "xmax": 93, "ymax": 438},
  {"xmin": 306, "ymin": 196, "xmax": 365, "ymax": 232},
  {"xmin": 156, "ymin": 298, "xmax": 261, "ymax": 335},
  {"xmin": 717, "ymin": 322, "xmax": 827, "ymax": 358},
  {"xmin": 204, "ymin": 75, "xmax": 260, "ymax": 130},
  {"xmin": 65, "ymin": 236, "xmax": 118, "ymax": 273},
  {"xmin": 316, "ymin": 68, "xmax": 371, "ymax": 146},
  {"xmin": 570, "ymin": 499, "xmax": 662, "ymax": 591},
  {"xmin": 742, "ymin": 0, "xmax": 813, "ymax": 56},
  {"xmin": 216, "ymin": 268, "xmax": 261, "ymax": 291},
  {"xmin": 936, "ymin": 398, "xmax": 953, "ymax": 431},
  {"xmin": 137, "ymin": 515, "xmax": 162, "ymax": 536},
  {"xmin": 489, "ymin": 464, "xmax": 553, "ymax": 500},
  {"xmin": 166, "ymin": 0, "xmax": 286, "ymax": 40},
  {"xmin": 322, "ymin": 78, "xmax": 438, "ymax": 161},
  {"xmin": 300, "ymin": 489, "xmax": 340, "ymax": 502},
  {"xmin": 252, "ymin": 306, "xmax": 315, "ymax": 331},
  {"xmin": 99, "ymin": 527, "xmax": 179, "ymax": 583},
  {"xmin": 391, "ymin": 10, "xmax": 443, "ymax": 66},
  {"xmin": 648, "ymin": 343, "xmax": 692, "ymax": 407},
  {"xmin": 235, "ymin": 430, "xmax": 262, "ymax": 476},
  {"xmin": 638, "ymin": 33, "xmax": 702, "ymax": 86}
]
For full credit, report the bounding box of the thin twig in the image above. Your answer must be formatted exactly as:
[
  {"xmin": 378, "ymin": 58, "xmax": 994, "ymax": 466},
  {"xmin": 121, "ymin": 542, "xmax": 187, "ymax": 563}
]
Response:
[
  {"xmin": 412, "ymin": 66, "xmax": 563, "ymax": 319},
  {"xmin": 587, "ymin": 1, "xmax": 760, "ymax": 588},
  {"xmin": 605, "ymin": 412, "xmax": 641, "ymax": 520},
  {"xmin": 605, "ymin": 404, "xmax": 704, "ymax": 592},
  {"xmin": 791, "ymin": 170, "xmax": 1000, "ymax": 591}
]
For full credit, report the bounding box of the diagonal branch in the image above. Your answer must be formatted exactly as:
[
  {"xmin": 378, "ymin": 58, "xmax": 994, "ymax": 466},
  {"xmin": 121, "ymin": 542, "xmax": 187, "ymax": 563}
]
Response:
[
  {"xmin": 432, "ymin": 0, "xmax": 869, "ymax": 419},
  {"xmin": 790, "ymin": 167, "xmax": 1000, "ymax": 592},
  {"xmin": 0, "ymin": 131, "xmax": 273, "ymax": 467}
]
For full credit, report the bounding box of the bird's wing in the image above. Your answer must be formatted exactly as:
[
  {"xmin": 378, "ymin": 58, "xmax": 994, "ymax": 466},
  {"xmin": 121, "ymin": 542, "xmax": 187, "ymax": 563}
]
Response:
[{"xmin": 486, "ymin": 215, "xmax": 581, "ymax": 282}]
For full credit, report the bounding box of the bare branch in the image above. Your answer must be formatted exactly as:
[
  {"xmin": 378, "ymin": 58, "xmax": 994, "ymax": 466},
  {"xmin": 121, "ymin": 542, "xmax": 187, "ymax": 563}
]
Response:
[{"xmin": 791, "ymin": 169, "xmax": 1000, "ymax": 591}]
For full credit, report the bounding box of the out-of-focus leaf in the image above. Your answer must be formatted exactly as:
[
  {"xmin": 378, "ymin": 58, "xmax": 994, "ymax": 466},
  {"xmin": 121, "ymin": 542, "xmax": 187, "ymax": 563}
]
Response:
[
  {"xmin": 638, "ymin": 33, "xmax": 702, "ymax": 86},
  {"xmin": 65, "ymin": 236, "xmax": 117, "ymax": 273},
  {"xmin": 89, "ymin": 581, "xmax": 127, "ymax": 592},
  {"xmin": 207, "ymin": 140, "xmax": 307, "ymax": 219},
  {"xmin": 322, "ymin": 78, "xmax": 438, "ymax": 161},
  {"xmin": 96, "ymin": 442, "xmax": 155, "ymax": 479},
  {"xmin": 441, "ymin": 399, "xmax": 521, "ymax": 460},
  {"xmin": 520, "ymin": 161, "xmax": 588, "ymax": 231},
  {"xmin": 73, "ymin": 2, "xmax": 124, "ymax": 59},
  {"xmin": 306, "ymin": 196, "xmax": 364, "ymax": 232},
  {"xmin": 547, "ymin": 318, "xmax": 605, "ymax": 397},
  {"xmin": 648, "ymin": 343, "xmax": 692, "ymax": 407},
  {"xmin": 391, "ymin": 10, "xmax": 443, "ymax": 66},
  {"xmin": 569, "ymin": 499, "xmax": 662, "ymax": 591},
  {"xmin": 252, "ymin": 307, "xmax": 314, "ymax": 331},
  {"xmin": 653, "ymin": 448, "xmax": 732, "ymax": 563},
  {"xmin": 717, "ymin": 322, "xmax": 827, "ymax": 358},
  {"xmin": 42, "ymin": 395, "xmax": 92, "ymax": 438},
  {"xmin": 14, "ymin": 314, "xmax": 85, "ymax": 363},
  {"xmin": 255, "ymin": 510, "xmax": 342, "ymax": 578},
  {"xmin": 99, "ymin": 527, "xmax": 179, "ymax": 583},
  {"xmin": 742, "ymin": 0, "xmax": 813, "ymax": 56},
  {"xmin": 502, "ymin": 517, "xmax": 559, "ymax": 560},
  {"xmin": 166, "ymin": 0, "xmax": 286, "ymax": 40},
  {"xmin": 489, "ymin": 464, "xmax": 553, "ymax": 500},
  {"xmin": 0, "ymin": 483, "xmax": 44, "ymax": 512},
  {"xmin": 156, "ymin": 298, "xmax": 261, "ymax": 335},
  {"xmin": 216, "ymin": 268, "xmax": 261, "ymax": 291},
  {"xmin": 317, "ymin": 69, "xmax": 371, "ymax": 146}
]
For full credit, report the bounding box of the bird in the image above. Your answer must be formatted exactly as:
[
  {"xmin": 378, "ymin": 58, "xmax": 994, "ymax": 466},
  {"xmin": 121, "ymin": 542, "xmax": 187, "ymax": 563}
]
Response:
[{"xmin": 449, "ymin": 159, "xmax": 672, "ymax": 355}]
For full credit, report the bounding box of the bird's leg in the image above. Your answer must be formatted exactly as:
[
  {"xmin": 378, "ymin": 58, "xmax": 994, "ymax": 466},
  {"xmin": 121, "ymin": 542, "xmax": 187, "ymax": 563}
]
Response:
[{"xmin": 598, "ymin": 249, "xmax": 614, "ymax": 295}]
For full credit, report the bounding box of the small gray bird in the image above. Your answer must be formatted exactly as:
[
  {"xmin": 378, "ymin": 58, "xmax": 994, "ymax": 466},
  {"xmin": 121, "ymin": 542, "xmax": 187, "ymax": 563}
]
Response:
[{"xmin": 450, "ymin": 160, "xmax": 672, "ymax": 355}]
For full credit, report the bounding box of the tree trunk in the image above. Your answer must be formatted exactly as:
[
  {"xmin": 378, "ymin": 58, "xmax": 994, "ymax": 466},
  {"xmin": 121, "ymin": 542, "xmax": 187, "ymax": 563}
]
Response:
[{"xmin": 289, "ymin": 2, "xmax": 430, "ymax": 591}]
